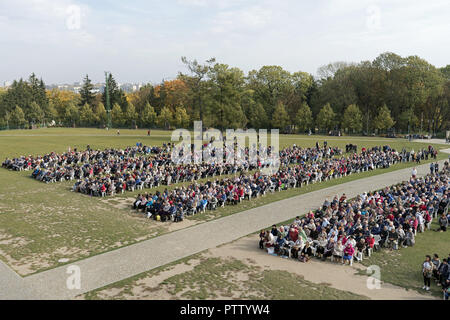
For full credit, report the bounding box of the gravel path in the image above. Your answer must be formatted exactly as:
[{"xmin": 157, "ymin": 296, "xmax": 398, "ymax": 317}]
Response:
[{"xmin": 1, "ymin": 149, "xmax": 449, "ymax": 300}]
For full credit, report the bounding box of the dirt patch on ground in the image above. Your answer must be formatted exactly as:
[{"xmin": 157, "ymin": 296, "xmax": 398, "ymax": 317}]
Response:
[
  {"xmin": 0, "ymin": 229, "xmax": 92, "ymax": 275},
  {"xmin": 0, "ymin": 248, "xmax": 53, "ymax": 275},
  {"xmin": 81, "ymin": 234, "xmax": 436, "ymax": 300},
  {"xmin": 91, "ymin": 259, "xmax": 203, "ymax": 300},
  {"xmin": 83, "ymin": 253, "xmax": 367, "ymax": 300},
  {"xmin": 101, "ymin": 197, "xmax": 134, "ymax": 210},
  {"xmin": 0, "ymin": 231, "xmax": 38, "ymax": 275},
  {"xmin": 206, "ymin": 235, "xmax": 436, "ymax": 300},
  {"xmin": 0, "ymin": 232, "xmax": 31, "ymax": 247}
]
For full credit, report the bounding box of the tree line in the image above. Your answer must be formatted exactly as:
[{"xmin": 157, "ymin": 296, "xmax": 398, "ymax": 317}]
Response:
[{"xmin": 0, "ymin": 52, "xmax": 449, "ymax": 135}]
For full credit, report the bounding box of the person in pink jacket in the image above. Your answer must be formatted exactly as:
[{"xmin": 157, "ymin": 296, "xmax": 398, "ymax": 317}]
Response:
[
  {"xmin": 343, "ymin": 242, "xmax": 355, "ymax": 265},
  {"xmin": 410, "ymin": 216, "xmax": 419, "ymax": 234}
]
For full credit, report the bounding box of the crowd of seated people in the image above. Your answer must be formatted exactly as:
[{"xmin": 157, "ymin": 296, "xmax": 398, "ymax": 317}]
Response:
[
  {"xmin": 130, "ymin": 146, "xmax": 442, "ymax": 222},
  {"xmin": 123, "ymin": 145, "xmax": 427, "ymax": 199},
  {"xmin": 2, "ymin": 141, "xmax": 340, "ymax": 188},
  {"xmin": 131, "ymin": 171, "xmax": 290, "ymax": 221},
  {"xmin": 2, "ymin": 141, "xmax": 439, "ymax": 205},
  {"xmin": 259, "ymin": 161, "xmax": 449, "ymax": 273},
  {"xmin": 2, "ymin": 144, "xmax": 164, "ymax": 176},
  {"xmin": 73, "ymin": 143, "xmax": 345, "ymax": 197}
]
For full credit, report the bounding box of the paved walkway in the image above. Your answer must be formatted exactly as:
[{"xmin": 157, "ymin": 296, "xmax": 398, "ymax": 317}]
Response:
[
  {"xmin": 411, "ymin": 138, "xmax": 449, "ymax": 145},
  {"xmin": 0, "ymin": 259, "xmax": 35, "ymax": 299},
  {"xmin": 1, "ymin": 150, "xmax": 449, "ymax": 299}
]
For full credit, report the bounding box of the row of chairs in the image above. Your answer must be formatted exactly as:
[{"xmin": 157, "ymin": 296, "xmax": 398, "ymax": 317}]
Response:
[{"xmin": 267, "ymin": 235, "xmax": 381, "ymax": 266}]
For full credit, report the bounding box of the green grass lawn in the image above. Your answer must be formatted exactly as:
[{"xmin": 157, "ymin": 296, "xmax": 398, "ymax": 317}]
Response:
[
  {"xmin": 0, "ymin": 127, "xmax": 447, "ymax": 275},
  {"xmin": 359, "ymin": 221, "xmax": 450, "ymax": 298}
]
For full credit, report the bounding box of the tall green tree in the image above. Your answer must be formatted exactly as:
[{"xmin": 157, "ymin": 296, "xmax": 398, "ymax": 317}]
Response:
[
  {"xmin": 342, "ymin": 104, "xmax": 363, "ymax": 133},
  {"xmin": 374, "ymin": 104, "xmax": 395, "ymax": 132},
  {"xmin": 207, "ymin": 63, "xmax": 248, "ymax": 129},
  {"xmin": 316, "ymin": 103, "xmax": 335, "ymax": 132},
  {"xmin": 1, "ymin": 110, "xmax": 10, "ymax": 128},
  {"xmin": 271, "ymin": 102, "xmax": 290, "ymax": 132},
  {"xmin": 173, "ymin": 106, "xmax": 190, "ymax": 128},
  {"xmin": 295, "ymin": 103, "xmax": 313, "ymax": 133},
  {"xmin": 244, "ymin": 101, "xmax": 268, "ymax": 129},
  {"xmin": 10, "ymin": 106, "xmax": 26, "ymax": 128},
  {"xmin": 42, "ymin": 102, "xmax": 58, "ymax": 123},
  {"xmin": 102, "ymin": 73, "xmax": 128, "ymax": 111},
  {"xmin": 141, "ymin": 102, "xmax": 157, "ymax": 128},
  {"xmin": 111, "ymin": 103, "xmax": 124, "ymax": 127},
  {"xmin": 80, "ymin": 103, "xmax": 96, "ymax": 126},
  {"xmin": 64, "ymin": 103, "xmax": 80, "ymax": 127},
  {"xmin": 179, "ymin": 57, "xmax": 216, "ymax": 121},
  {"xmin": 440, "ymin": 65, "xmax": 450, "ymax": 80},
  {"xmin": 94, "ymin": 103, "xmax": 107, "ymax": 126},
  {"xmin": 124, "ymin": 102, "xmax": 138, "ymax": 127},
  {"xmin": 398, "ymin": 108, "xmax": 419, "ymax": 133},
  {"xmin": 157, "ymin": 106, "xmax": 173, "ymax": 129},
  {"xmin": 28, "ymin": 73, "xmax": 49, "ymax": 112},
  {"xmin": 80, "ymin": 74, "xmax": 96, "ymax": 107},
  {"xmin": 247, "ymin": 66, "xmax": 293, "ymax": 125},
  {"xmin": 28, "ymin": 102, "xmax": 44, "ymax": 124}
]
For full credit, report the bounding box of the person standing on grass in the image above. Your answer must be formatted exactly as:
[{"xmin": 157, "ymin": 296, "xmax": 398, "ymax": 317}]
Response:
[
  {"xmin": 432, "ymin": 254, "xmax": 441, "ymax": 281},
  {"xmin": 439, "ymin": 214, "xmax": 448, "ymax": 232},
  {"xmin": 444, "ymin": 282, "xmax": 450, "ymax": 300},
  {"xmin": 412, "ymin": 167, "xmax": 418, "ymax": 178},
  {"xmin": 259, "ymin": 230, "xmax": 266, "ymax": 249},
  {"xmin": 437, "ymin": 259, "xmax": 449, "ymax": 287},
  {"xmin": 423, "ymin": 255, "xmax": 433, "ymax": 291},
  {"xmin": 424, "ymin": 211, "xmax": 432, "ymax": 230}
]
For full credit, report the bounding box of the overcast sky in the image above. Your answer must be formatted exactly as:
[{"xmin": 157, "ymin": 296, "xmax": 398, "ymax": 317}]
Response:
[{"xmin": 1, "ymin": 0, "xmax": 449, "ymax": 85}]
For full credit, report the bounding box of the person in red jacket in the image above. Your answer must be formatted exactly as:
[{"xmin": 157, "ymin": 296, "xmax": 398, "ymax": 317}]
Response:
[
  {"xmin": 238, "ymin": 187, "xmax": 244, "ymax": 198},
  {"xmin": 343, "ymin": 242, "xmax": 355, "ymax": 265},
  {"xmin": 365, "ymin": 234, "xmax": 375, "ymax": 255},
  {"xmin": 289, "ymin": 227, "xmax": 299, "ymax": 242},
  {"xmin": 424, "ymin": 211, "xmax": 432, "ymax": 230},
  {"xmin": 411, "ymin": 216, "xmax": 419, "ymax": 234},
  {"xmin": 233, "ymin": 192, "xmax": 239, "ymax": 205}
]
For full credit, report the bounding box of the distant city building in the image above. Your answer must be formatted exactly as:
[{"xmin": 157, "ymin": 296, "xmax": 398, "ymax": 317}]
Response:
[{"xmin": 43, "ymin": 81, "xmax": 145, "ymax": 93}]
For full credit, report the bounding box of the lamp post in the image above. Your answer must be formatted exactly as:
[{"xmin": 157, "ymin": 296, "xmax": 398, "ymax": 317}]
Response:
[
  {"xmin": 432, "ymin": 119, "xmax": 435, "ymax": 138},
  {"xmin": 105, "ymin": 71, "xmax": 112, "ymax": 129},
  {"xmin": 420, "ymin": 112, "xmax": 423, "ymax": 134},
  {"xmin": 407, "ymin": 120, "xmax": 410, "ymax": 138}
]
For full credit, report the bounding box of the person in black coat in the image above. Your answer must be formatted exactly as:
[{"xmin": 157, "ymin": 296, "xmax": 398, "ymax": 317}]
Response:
[
  {"xmin": 438, "ymin": 259, "xmax": 449, "ymax": 286},
  {"xmin": 299, "ymin": 242, "xmax": 313, "ymax": 262}
]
